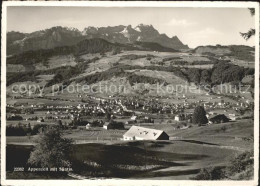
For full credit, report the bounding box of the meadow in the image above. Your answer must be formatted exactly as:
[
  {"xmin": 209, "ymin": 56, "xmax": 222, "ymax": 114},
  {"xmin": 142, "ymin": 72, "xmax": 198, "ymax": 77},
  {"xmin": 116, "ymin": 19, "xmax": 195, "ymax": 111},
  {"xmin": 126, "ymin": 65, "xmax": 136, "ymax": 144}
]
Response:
[
  {"xmin": 6, "ymin": 117, "xmax": 253, "ymax": 179},
  {"xmin": 6, "ymin": 138, "xmax": 240, "ymax": 180}
]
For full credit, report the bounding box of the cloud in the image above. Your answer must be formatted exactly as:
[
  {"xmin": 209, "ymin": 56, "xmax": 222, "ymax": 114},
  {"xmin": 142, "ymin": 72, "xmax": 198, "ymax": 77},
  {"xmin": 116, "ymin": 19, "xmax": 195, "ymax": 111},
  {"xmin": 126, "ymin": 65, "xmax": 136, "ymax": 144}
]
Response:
[
  {"xmin": 166, "ymin": 18, "xmax": 197, "ymax": 27},
  {"xmin": 186, "ymin": 28, "xmax": 223, "ymax": 38},
  {"xmin": 182, "ymin": 28, "xmax": 224, "ymax": 48}
]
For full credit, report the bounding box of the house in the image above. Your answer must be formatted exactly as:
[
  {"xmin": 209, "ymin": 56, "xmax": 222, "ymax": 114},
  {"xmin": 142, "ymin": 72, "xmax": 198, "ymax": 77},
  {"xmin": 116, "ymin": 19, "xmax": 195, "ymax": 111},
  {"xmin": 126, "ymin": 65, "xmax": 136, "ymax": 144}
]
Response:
[
  {"xmin": 103, "ymin": 122, "xmax": 111, "ymax": 130},
  {"xmin": 86, "ymin": 123, "xmax": 91, "ymax": 129},
  {"xmin": 175, "ymin": 114, "xmax": 185, "ymax": 121},
  {"xmin": 37, "ymin": 117, "xmax": 45, "ymax": 123},
  {"xmin": 229, "ymin": 113, "xmax": 238, "ymax": 121},
  {"xmin": 144, "ymin": 116, "xmax": 154, "ymax": 123},
  {"xmin": 131, "ymin": 115, "xmax": 138, "ymax": 121},
  {"xmin": 123, "ymin": 126, "xmax": 169, "ymax": 141},
  {"xmin": 209, "ymin": 114, "xmax": 230, "ymax": 124}
]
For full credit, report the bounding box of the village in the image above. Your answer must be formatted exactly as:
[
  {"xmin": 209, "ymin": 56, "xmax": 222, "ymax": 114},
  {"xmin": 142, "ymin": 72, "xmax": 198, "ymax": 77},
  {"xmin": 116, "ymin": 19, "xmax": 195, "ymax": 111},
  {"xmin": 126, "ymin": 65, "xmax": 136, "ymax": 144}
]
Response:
[{"xmin": 6, "ymin": 87, "xmax": 253, "ymax": 143}]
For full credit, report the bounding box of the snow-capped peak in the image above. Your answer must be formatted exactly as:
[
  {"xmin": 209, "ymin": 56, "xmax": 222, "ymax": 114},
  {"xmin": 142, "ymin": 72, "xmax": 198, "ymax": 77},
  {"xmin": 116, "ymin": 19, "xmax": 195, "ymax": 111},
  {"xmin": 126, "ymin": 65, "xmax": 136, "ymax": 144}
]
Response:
[
  {"xmin": 120, "ymin": 25, "xmax": 131, "ymax": 34},
  {"xmin": 135, "ymin": 27, "xmax": 141, "ymax": 32},
  {"xmin": 134, "ymin": 24, "xmax": 154, "ymax": 32}
]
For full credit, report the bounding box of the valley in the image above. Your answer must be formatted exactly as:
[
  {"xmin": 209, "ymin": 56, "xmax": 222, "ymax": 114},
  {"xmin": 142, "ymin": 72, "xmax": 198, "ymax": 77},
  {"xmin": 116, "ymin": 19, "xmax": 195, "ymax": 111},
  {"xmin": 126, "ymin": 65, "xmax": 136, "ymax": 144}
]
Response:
[{"xmin": 5, "ymin": 25, "xmax": 255, "ymax": 180}]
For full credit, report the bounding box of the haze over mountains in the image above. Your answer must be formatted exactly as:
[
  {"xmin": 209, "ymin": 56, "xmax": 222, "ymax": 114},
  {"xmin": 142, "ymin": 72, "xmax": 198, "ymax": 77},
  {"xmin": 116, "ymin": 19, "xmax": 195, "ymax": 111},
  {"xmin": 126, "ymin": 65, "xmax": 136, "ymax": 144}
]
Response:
[{"xmin": 7, "ymin": 24, "xmax": 189, "ymax": 55}]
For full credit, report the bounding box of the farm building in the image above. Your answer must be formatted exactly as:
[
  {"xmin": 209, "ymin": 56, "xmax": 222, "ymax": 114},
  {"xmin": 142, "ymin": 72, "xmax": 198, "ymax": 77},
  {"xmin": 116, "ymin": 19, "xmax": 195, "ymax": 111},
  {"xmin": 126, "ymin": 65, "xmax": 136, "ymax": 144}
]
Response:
[
  {"xmin": 131, "ymin": 115, "xmax": 138, "ymax": 121},
  {"xmin": 175, "ymin": 114, "xmax": 185, "ymax": 121},
  {"xmin": 209, "ymin": 114, "xmax": 230, "ymax": 124},
  {"xmin": 143, "ymin": 116, "xmax": 154, "ymax": 123},
  {"xmin": 37, "ymin": 117, "xmax": 45, "ymax": 123},
  {"xmin": 86, "ymin": 123, "xmax": 91, "ymax": 129},
  {"xmin": 103, "ymin": 122, "xmax": 111, "ymax": 130},
  {"xmin": 229, "ymin": 113, "xmax": 238, "ymax": 121},
  {"xmin": 123, "ymin": 126, "xmax": 169, "ymax": 141}
]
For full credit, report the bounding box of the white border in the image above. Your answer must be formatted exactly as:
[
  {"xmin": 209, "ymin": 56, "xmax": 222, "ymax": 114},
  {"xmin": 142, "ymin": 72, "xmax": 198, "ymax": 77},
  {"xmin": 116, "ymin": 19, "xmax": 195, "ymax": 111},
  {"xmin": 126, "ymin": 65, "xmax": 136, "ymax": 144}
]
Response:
[
  {"xmin": 1, "ymin": 1, "xmax": 259, "ymax": 186},
  {"xmin": 253, "ymin": 2, "xmax": 259, "ymax": 185}
]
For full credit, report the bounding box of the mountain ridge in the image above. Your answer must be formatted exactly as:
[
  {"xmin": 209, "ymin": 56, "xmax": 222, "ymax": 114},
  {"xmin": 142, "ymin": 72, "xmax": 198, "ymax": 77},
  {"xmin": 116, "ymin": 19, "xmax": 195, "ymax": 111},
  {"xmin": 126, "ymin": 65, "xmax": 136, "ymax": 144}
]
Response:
[{"xmin": 7, "ymin": 24, "xmax": 188, "ymax": 55}]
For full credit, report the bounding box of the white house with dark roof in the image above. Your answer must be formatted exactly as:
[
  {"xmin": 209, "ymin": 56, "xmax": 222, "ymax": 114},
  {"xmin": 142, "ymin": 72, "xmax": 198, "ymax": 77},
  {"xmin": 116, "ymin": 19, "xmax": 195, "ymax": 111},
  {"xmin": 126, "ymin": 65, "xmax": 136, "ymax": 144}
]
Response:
[
  {"xmin": 130, "ymin": 115, "xmax": 138, "ymax": 121},
  {"xmin": 123, "ymin": 126, "xmax": 169, "ymax": 141},
  {"xmin": 174, "ymin": 114, "xmax": 185, "ymax": 121},
  {"xmin": 103, "ymin": 122, "xmax": 111, "ymax": 130}
]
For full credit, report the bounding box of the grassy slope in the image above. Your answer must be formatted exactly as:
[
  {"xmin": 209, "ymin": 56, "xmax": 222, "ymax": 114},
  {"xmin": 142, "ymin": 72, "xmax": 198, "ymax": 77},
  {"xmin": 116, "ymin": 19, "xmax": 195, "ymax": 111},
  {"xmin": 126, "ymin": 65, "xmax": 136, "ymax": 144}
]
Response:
[
  {"xmin": 6, "ymin": 139, "xmax": 238, "ymax": 180},
  {"xmin": 6, "ymin": 118, "xmax": 253, "ymax": 179}
]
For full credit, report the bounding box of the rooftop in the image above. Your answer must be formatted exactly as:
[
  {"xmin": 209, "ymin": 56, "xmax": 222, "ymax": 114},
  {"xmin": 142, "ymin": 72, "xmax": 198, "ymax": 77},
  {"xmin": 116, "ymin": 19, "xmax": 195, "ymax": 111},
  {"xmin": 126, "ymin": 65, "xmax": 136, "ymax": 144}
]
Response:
[{"xmin": 123, "ymin": 126, "xmax": 165, "ymax": 140}]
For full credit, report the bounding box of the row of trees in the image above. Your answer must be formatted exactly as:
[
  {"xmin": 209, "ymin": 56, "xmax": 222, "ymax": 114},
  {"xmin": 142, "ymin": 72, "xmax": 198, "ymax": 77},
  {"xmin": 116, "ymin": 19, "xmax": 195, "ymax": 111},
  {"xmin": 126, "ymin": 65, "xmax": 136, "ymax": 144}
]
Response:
[
  {"xmin": 6, "ymin": 123, "xmax": 46, "ymax": 136},
  {"xmin": 7, "ymin": 115, "xmax": 23, "ymax": 121},
  {"xmin": 181, "ymin": 61, "xmax": 254, "ymax": 85}
]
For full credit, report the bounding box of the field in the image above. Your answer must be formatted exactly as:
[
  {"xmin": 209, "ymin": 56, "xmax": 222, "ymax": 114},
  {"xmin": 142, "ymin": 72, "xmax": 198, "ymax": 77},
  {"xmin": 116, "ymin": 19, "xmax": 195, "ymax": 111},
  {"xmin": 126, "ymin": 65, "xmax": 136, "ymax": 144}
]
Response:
[
  {"xmin": 7, "ymin": 117, "xmax": 253, "ymax": 142},
  {"xmin": 7, "ymin": 55, "xmax": 77, "ymax": 72},
  {"xmin": 5, "ymin": 47, "xmax": 255, "ymax": 180},
  {"xmin": 6, "ymin": 138, "xmax": 241, "ymax": 180},
  {"xmin": 6, "ymin": 117, "xmax": 253, "ymax": 179}
]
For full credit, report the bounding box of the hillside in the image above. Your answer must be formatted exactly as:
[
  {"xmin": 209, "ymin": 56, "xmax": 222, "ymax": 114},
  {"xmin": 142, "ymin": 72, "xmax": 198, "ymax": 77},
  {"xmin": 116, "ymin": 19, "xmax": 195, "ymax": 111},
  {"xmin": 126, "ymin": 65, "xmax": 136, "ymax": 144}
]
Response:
[
  {"xmin": 7, "ymin": 27, "xmax": 84, "ymax": 55},
  {"xmin": 6, "ymin": 38, "xmax": 178, "ymax": 67},
  {"xmin": 6, "ymin": 48, "xmax": 254, "ymax": 96},
  {"xmin": 133, "ymin": 41, "xmax": 178, "ymax": 52},
  {"xmin": 193, "ymin": 45, "xmax": 254, "ymax": 61},
  {"xmin": 6, "ymin": 31, "xmax": 255, "ymax": 98}
]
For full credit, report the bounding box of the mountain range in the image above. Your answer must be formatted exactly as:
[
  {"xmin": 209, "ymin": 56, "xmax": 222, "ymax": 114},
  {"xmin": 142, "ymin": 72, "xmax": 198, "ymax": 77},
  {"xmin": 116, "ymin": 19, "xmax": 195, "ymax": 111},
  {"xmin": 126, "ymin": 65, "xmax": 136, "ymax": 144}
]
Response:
[{"xmin": 7, "ymin": 24, "xmax": 189, "ymax": 55}]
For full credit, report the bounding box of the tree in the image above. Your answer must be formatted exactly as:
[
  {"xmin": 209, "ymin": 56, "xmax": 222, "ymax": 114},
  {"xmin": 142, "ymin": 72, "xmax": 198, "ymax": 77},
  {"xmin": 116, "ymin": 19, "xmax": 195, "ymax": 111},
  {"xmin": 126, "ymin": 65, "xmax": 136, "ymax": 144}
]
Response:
[
  {"xmin": 106, "ymin": 112, "xmax": 111, "ymax": 121},
  {"xmin": 226, "ymin": 150, "xmax": 254, "ymax": 177},
  {"xmin": 28, "ymin": 126, "xmax": 73, "ymax": 168},
  {"xmin": 192, "ymin": 106, "xmax": 208, "ymax": 125},
  {"xmin": 57, "ymin": 119, "xmax": 63, "ymax": 127},
  {"xmin": 193, "ymin": 167, "xmax": 226, "ymax": 180},
  {"xmin": 240, "ymin": 8, "xmax": 256, "ymax": 100},
  {"xmin": 240, "ymin": 8, "xmax": 255, "ymax": 40}
]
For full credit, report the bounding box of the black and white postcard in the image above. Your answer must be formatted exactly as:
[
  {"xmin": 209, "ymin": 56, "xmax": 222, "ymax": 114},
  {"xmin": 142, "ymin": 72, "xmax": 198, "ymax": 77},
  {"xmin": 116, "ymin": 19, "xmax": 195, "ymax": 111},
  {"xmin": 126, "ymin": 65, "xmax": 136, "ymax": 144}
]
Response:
[{"xmin": 1, "ymin": 1, "xmax": 259, "ymax": 186}]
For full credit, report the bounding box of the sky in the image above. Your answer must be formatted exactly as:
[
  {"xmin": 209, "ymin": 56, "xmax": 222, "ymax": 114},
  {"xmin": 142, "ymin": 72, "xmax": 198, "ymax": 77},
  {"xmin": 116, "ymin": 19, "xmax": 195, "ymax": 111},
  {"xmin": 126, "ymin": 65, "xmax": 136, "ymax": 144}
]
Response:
[{"xmin": 7, "ymin": 6, "xmax": 255, "ymax": 48}]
